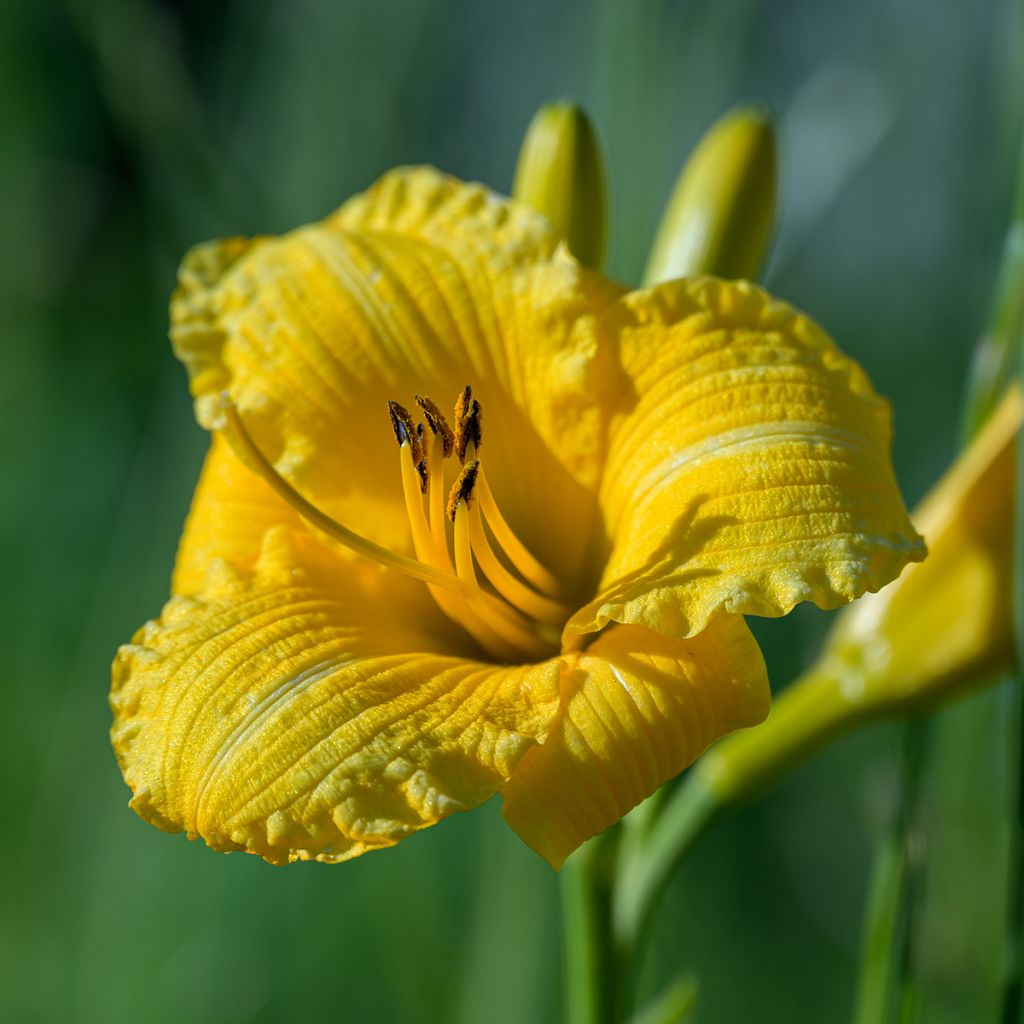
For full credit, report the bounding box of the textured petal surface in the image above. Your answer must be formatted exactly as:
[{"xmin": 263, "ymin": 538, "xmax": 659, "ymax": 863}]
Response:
[
  {"xmin": 112, "ymin": 528, "xmax": 563, "ymax": 864},
  {"xmin": 170, "ymin": 166, "xmax": 623, "ymax": 589},
  {"xmin": 173, "ymin": 433, "xmax": 304, "ymax": 595},
  {"xmin": 501, "ymin": 614, "xmax": 768, "ymax": 867},
  {"xmin": 567, "ymin": 277, "xmax": 925, "ymax": 642}
]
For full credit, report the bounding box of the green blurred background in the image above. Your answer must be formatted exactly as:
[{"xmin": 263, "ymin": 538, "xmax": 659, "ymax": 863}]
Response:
[{"xmin": 3, "ymin": 0, "xmax": 1020, "ymax": 1020}]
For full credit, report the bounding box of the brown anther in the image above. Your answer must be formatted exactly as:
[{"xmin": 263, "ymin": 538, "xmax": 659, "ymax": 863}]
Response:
[
  {"xmin": 454, "ymin": 385, "xmax": 472, "ymax": 428},
  {"xmin": 415, "ymin": 457, "xmax": 428, "ymax": 493},
  {"xmin": 455, "ymin": 398, "xmax": 483, "ymax": 463},
  {"xmin": 446, "ymin": 459, "xmax": 480, "ymax": 521},
  {"xmin": 415, "ymin": 395, "xmax": 455, "ymax": 458},
  {"xmin": 388, "ymin": 400, "xmax": 423, "ymax": 464}
]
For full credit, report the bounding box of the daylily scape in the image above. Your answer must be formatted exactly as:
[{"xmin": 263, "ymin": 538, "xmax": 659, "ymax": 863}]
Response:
[{"xmin": 110, "ymin": 167, "xmax": 924, "ymax": 867}]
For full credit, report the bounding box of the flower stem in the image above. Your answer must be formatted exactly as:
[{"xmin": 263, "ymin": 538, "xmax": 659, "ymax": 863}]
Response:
[
  {"xmin": 851, "ymin": 719, "xmax": 929, "ymax": 1024},
  {"xmin": 1001, "ymin": 253, "xmax": 1024, "ymax": 1023},
  {"xmin": 612, "ymin": 775, "xmax": 718, "ymax": 957},
  {"xmin": 613, "ymin": 657, "xmax": 861, "ymax": 959},
  {"xmin": 561, "ymin": 830, "xmax": 623, "ymax": 1024}
]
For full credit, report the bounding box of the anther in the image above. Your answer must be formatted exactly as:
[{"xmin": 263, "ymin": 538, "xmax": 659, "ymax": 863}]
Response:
[
  {"xmin": 388, "ymin": 400, "xmax": 423, "ymax": 464},
  {"xmin": 454, "ymin": 385, "xmax": 472, "ymax": 428},
  {"xmin": 447, "ymin": 459, "xmax": 480, "ymax": 521},
  {"xmin": 455, "ymin": 398, "xmax": 483, "ymax": 463},
  {"xmin": 415, "ymin": 457, "xmax": 428, "ymax": 493},
  {"xmin": 415, "ymin": 395, "xmax": 455, "ymax": 457}
]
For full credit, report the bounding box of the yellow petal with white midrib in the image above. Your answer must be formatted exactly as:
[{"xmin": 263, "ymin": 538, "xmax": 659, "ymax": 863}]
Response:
[{"xmin": 567, "ymin": 277, "xmax": 925, "ymax": 643}]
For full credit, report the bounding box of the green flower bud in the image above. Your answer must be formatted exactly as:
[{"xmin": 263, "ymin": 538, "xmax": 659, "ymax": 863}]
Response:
[
  {"xmin": 512, "ymin": 101, "xmax": 607, "ymax": 270},
  {"xmin": 644, "ymin": 106, "xmax": 776, "ymax": 284}
]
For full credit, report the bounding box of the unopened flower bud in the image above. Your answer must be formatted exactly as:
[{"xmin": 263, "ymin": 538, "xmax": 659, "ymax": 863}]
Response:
[
  {"xmin": 512, "ymin": 100, "xmax": 607, "ymax": 270},
  {"xmin": 644, "ymin": 106, "xmax": 776, "ymax": 285}
]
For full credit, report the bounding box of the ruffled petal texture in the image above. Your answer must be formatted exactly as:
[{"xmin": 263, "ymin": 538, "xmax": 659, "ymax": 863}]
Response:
[
  {"xmin": 501, "ymin": 614, "xmax": 769, "ymax": 867},
  {"xmin": 170, "ymin": 166, "xmax": 624, "ymax": 588},
  {"xmin": 567, "ymin": 277, "xmax": 926, "ymax": 642},
  {"xmin": 112, "ymin": 528, "xmax": 563, "ymax": 864}
]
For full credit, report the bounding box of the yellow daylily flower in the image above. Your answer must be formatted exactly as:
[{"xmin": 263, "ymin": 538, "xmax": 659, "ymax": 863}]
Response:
[{"xmin": 110, "ymin": 167, "xmax": 925, "ymax": 868}]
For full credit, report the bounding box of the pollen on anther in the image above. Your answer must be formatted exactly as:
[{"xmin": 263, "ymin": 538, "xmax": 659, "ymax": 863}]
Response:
[
  {"xmin": 447, "ymin": 459, "xmax": 480, "ymax": 521},
  {"xmin": 455, "ymin": 398, "xmax": 483, "ymax": 463},
  {"xmin": 415, "ymin": 395, "xmax": 455, "ymax": 457},
  {"xmin": 388, "ymin": 400, "xmax": 423, "ymax": 463},
  {"xmin": 454, "ymin": 385, "xmax": 472, "ymax": 428}
]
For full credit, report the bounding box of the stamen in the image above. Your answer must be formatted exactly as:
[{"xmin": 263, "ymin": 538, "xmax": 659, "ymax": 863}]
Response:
[
  {"xmin": 425, "ymin": 433, "xmax": 448, "ymax": 549},
  {"xmin": 455, "ymin": 398, "xmax": 483, "ymax": 464},
  {"xmin": 394, "ymin": 431, "xmax": 520, "ymax": 660},
  {"xmin": 454, "ymin": 385, "xmax": 473, "ymax": 431},
  {"xmin": 474, "ymin": 465, "xmax": 561, "ymax": 597},
  {"xmin": 467, "ymin": 502, "xmax": 569, "ymax": 625},
  {"xmin": 452, "ymin": 499, "xmax": 551, "ymax": 659},
  {"xmin": 415, "ymin": 395, "xmax": 455, "ymax": 458},
  {"xmin": 219, "ymin": 398, "xmax": 459, "ymax": 592},
  {"xmin": 447, "ymin": 460, "xmax": 480, "ymax": 522},
  {"xmin": 388, "ymin": 400, "xmax": 423, "ymax": 465},
  {"xmin": 398, "ymin": 440, "xmax": 440, "ymax": 558}
]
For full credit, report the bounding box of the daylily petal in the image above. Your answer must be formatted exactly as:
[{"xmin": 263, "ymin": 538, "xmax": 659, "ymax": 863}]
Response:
[
  {"xmin": 112, "ymin": 528, "xmax": 563, "ymax": 864},
  {"xmin": 500, "ymin": 614, "xmax": 768, "ymax": 867},
  {"xmin": 172, "ymin": 432, "xmax": 403, "ymax": 603},
  {"xmin": 170, "ymin": 166, "xmax": 624, "ymax": 588},
  {"xmin": 567, "ymin": 277, "xmax": 925, "ymax": 642},
  {"xmin": 173, "ymin": 433, "xmax": 304, "ymax": 595}
]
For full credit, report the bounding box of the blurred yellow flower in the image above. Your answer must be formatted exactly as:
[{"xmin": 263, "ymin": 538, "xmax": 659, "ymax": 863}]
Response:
[
  {"xmin": 110, "ymin": 167, "xmax": 924, "ymax": 867},
  {"xmin": 697, "ymin": 383, "xmax": 1022, "ymax": 803}
]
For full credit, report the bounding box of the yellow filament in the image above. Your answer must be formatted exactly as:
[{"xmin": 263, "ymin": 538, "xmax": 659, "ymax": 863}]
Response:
[
  {"xmin": 453, "ymin": 504, "xmax": 551, "ymax": 659},
  {"xmin": 426, "ymin": 433, "xmax": 449, "ymax": 560},
  {"xmin": 473, "ymin": 460, "xmax": 561, "ymax": 597},
  {"xmin": 220, "ymin": 400, "xmax": 460, "ymax": 592},
  {"xmin": 399, "ymin": 443, "xmax": 521, "ymax": 661},
  {"xmin": 398, "ymin": 444, "xmax": 441, "ymax": 561},
  {"xmin": 468, "ymin": 503, "xmax": 569, "ymax": 625}
]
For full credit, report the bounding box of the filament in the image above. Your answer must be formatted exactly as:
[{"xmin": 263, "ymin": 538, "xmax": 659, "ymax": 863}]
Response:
[
  {"xmin": 468, "ymin": 503, "xmax": 569, "ymax": 625},
  {"xmin": 471, "ymin": 456, "xmax": 561, "ymax": 598},
  {"xmin": 219, "ymin": 398, "xmax": 460, "ymax": 592},
  {"xmin": 221, "ymin": 388, "xmax": 569, "ymax": 664}
]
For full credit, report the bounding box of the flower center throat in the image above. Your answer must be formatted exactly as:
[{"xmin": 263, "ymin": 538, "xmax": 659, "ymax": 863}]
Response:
[{"xmin": 220, "ymin": 386, "xmax": 568, "ymax": 662}]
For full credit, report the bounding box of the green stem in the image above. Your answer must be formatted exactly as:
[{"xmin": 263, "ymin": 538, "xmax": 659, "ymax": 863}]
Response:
[
  {"xmin": 561, "ymin": 831, "xmax": 622, "ymax": 1024},
  {"xmin": 1001, "ymin": 683, "xmax": 1024, "ymax": 1024},
  {"xmin": 1001, "ymin": 278, "xmax": 1024, "ymax": 1024},
  {"xmin": 612, "ymin": 775, "xmax": 719, "ymax": 959},
  {"xmin": 612, "ymin": 657, "xmax": 865, "ymax": 961},
  {"xmin": 852, "ymin": 719, "xmax": 929, "ymax": 1024}
]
